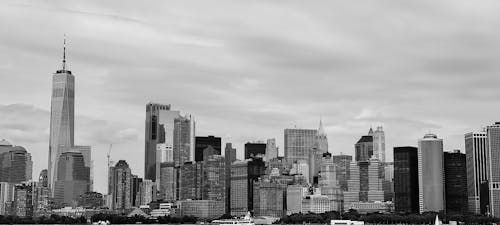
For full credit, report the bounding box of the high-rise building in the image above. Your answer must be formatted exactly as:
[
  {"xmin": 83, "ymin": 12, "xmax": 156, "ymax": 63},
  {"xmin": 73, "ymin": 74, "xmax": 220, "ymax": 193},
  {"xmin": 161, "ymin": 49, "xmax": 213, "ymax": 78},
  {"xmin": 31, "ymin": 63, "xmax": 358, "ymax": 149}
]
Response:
[
  {"xmin": 394, "ymin": 146, "xmax": 419, "ymax": 213},
  {"xmin": 286, "ymin": 185, "xmax": 308, "ymax": 215},
  {"xmin": 317, "ymin": 120, "xmax": 328, "ymax": 153},
  {"xmin": 284, "ymin": 128, "xmax": 318, "ymax": 163},
  {"xmin": 49, "ymin": 43, "xmax": 75, "ymax": 191},
  {"xmin": 179, "ymin": 162, "xmax": 203, "ymax": 200},
  {"xmin": 332, "ymin": 154, "xmax": 352, "ymax": 191},
  {"xmin": 203, "ymin": 155, "xmax": 226, "ymax": 207},
  {"xmin": 33, "ymin": 170, "xmax": 50, "ymax": 215},
  {"xmin": 373, "ymin": 126, "xmax": 386, "ymax": 162},
  {"xmin": 418, "ymin": 133, "xmax": 444, "ymax": 213},
  {"xmin": 265, "ymin": 139, "xmax": 278, "ymax": 162},
  {"xmin": 173, "ymin": 115, "xmax": 194, "ymax": 166},
  {"xmin": 308, "ymin": 148, "xmax": 322, "ymax": 185},
  {"xmin": 253, "ymin": 178, "xmax": 287, "ymax": 217},
  {"xmin": 319, "ymin": 152, "xmax": 343, "ymax": 212},
  {"xmin": 177, "ymin": 199, "xmax": 224, "ymax": 219},
  {"xmin": 137, "ymin": 179, "xmax": 156, "ymax": 206},
  {"xmin": 0, "ymin": 182, "xmax": 15, "ymax": 215},
  {"xmin": 195, "ymin": 136, "xmax": 221, "ymax": 162},
  {"xmin": 225, "ymin": 143, "xmax": 237, "ymax": 213},
  {"xmin": 131, "ymin": 175, "xmax": 142, "ymax": 207},
  {"xmin": 465, "ymin": 131, "xmax": 488, "ymax": 214},
  {"xmin": 486, "ymin": 122, "xmax": 500, "ymax": 217},
  {"xmin": 13, "ymin": 183, "xmax": 33, "ymax": 217},
  {"xmin": 53, "ymin": 152, "xmax": 90, "ymax": 207},
  {"xmin": 0, "ymin": 143, "xmax": 32, "ymax": 183},
  {"xmin": 444, "ymin": 150, "xmax": 467, "ymax": 214},
  {"xmin": 159, "ymin": 162, "xmax": 177, "ymax": 201},
  {"xmin": 355, "ymin": 132, "xmax": 374, "ymax": 162},
  {"xmin": 145, "ymin": 103, "xmax": 180, "ymax": 182},
  {"xmin": 230, "ymin": 158, "xmax": 266, "ymax": 216},
  {"xmin": 343, "ymin": 159, "xmax": 384, "ymax": 209},
  {"xmin": 108, "ymin": 160, "xmax": 132, "ymax": 210},
  {"xmin": 244, "ymin": 142, "xmax": 266, "ymax": 159}
]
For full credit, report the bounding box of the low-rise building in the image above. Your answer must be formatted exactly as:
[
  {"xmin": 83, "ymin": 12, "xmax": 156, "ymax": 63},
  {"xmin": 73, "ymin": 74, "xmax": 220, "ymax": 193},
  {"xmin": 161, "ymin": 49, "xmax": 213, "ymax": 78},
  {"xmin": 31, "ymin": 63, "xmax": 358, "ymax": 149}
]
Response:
[{"xmin": 177, "ymin": 200, "xmax": 224, "ymax": 219}]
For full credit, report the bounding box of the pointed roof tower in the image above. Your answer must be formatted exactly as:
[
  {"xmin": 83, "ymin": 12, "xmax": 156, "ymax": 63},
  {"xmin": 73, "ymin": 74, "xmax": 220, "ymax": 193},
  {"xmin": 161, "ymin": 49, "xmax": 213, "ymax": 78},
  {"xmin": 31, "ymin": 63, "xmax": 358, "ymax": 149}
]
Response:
[
  {"xmin": 368, "ymin": 126, "xmax": 374, "ymax": 136},
  {"xmin": 318, "ymin": 118, "xmax": 327, "ymax": 136}
]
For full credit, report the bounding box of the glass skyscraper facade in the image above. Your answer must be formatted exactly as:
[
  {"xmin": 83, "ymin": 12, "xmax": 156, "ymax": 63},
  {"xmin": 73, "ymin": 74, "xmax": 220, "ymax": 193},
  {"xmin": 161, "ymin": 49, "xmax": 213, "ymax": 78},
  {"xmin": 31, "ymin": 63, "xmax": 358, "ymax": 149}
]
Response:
[
  {"xmin": 465, "ymin": 131, "xmax": 488, "ymax": 214},
  {"xmin": 394, "ymin": 146, "xmax": 419, "ymax": 213},
  {"xmin": 417, "ymin": 133, "xmax": 444, "ymax": 213}
]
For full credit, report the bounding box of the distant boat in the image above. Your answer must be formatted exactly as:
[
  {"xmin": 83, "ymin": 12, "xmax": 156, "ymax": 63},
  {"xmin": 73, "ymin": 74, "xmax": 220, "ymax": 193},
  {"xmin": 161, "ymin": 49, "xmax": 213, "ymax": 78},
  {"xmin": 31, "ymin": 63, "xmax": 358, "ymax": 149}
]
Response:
[{"xmin": 212, "ymin": 212, "xmax": 255, "ymax": 225}]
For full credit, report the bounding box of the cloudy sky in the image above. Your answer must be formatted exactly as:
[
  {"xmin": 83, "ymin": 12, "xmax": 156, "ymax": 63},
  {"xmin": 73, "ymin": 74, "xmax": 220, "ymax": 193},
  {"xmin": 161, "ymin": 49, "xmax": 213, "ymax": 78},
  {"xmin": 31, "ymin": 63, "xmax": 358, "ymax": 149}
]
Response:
[{"xmin": 1, "ymin": 0, "xmax": 500, "ymax": 193}]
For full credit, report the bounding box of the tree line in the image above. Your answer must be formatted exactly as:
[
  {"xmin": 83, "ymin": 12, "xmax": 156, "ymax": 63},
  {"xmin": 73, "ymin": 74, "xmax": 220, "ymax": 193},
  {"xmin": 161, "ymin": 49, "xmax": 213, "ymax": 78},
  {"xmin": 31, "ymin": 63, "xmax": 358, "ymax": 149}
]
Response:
[{"xmin": 277, "ymin": 210, "xmax": 500, "ymax": 225}]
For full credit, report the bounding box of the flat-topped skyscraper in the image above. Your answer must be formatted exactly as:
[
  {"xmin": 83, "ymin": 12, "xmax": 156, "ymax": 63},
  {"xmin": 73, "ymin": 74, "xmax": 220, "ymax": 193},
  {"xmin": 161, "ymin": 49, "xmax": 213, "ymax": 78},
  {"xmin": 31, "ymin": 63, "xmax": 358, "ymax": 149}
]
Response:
[{"xmin": 49, "ymin": 39, "xmax": 75, "ymax": 192}]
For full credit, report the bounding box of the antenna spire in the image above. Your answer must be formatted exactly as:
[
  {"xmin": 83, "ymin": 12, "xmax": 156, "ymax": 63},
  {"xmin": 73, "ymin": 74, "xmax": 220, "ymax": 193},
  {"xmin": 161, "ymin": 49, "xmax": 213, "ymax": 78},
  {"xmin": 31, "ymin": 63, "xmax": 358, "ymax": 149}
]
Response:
[{"xmin": 62, "ymin": 35, "xmax": 67, "ymax": 71}]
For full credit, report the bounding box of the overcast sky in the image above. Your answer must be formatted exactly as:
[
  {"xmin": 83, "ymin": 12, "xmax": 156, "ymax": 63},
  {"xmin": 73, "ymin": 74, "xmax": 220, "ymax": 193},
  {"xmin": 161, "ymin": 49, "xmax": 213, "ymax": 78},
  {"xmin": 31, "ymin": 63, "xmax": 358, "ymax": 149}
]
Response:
[{"xmin": 1, "ymin": 0, "xmax": 500, "ymax": 193}]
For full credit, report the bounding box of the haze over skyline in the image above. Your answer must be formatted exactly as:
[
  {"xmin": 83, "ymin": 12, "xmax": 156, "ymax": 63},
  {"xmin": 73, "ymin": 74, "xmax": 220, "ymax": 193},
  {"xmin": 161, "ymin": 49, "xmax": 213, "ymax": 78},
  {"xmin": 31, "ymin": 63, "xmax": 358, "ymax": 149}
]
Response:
[{"xmin": 1, "ymin": 0, "xmax": 500, "ymax": 194}]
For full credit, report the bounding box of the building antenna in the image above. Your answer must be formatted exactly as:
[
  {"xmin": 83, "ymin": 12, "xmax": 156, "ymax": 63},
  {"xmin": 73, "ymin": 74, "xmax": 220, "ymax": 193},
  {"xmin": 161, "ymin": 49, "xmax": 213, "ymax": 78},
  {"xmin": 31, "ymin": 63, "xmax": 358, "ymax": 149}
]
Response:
[{"xmin": 62, "ymin": 34, "xmax": 67, "ymax": 71}]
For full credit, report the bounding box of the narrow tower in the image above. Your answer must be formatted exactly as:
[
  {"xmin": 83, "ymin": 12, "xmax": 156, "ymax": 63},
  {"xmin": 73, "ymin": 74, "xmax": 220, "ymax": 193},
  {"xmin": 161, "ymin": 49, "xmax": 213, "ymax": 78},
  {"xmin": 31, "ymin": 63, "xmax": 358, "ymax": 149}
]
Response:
[{"xmin": 48, "ymin": 37, "xmax": 75, "ymax": 193}]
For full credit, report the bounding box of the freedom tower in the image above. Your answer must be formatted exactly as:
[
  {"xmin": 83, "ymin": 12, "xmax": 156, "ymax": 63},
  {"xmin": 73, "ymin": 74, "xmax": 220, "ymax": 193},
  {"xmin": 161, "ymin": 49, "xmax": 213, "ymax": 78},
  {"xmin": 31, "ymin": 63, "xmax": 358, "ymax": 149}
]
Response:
[{"xmin": 48, "ymin": 39, "xmax": 75, "ymax": 193}]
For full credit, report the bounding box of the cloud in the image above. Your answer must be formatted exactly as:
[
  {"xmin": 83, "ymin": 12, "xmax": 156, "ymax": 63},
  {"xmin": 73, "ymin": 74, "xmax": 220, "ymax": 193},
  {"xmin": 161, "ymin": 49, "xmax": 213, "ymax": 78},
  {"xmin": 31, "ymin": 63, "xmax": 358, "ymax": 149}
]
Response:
[{"xmin": 2, "ymin": 0, "xmax": 500, "ymax": 192}]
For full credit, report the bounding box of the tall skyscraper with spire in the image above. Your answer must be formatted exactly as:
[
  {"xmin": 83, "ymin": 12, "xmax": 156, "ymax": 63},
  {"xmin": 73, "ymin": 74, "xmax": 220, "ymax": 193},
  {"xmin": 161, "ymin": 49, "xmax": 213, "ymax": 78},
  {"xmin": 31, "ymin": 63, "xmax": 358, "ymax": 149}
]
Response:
[{"xmin": 48, "ymin": 38, "xmax": 75, "ymax": 192}]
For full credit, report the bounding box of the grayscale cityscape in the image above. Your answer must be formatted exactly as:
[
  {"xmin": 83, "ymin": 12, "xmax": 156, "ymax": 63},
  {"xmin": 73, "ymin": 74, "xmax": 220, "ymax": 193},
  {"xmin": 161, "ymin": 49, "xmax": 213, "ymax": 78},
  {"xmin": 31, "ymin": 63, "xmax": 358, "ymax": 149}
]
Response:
[{"xmin": 1, "ymin": 1, "xmax": 500, "ymax": 224}]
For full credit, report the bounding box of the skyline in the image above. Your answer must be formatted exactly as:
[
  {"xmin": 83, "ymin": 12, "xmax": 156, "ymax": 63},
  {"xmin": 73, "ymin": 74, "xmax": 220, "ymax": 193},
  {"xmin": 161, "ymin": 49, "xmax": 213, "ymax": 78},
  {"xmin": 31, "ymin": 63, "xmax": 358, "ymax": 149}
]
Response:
[{"xmin": 2, "ymin": 0, "xmax": 500, "ymax": 194}]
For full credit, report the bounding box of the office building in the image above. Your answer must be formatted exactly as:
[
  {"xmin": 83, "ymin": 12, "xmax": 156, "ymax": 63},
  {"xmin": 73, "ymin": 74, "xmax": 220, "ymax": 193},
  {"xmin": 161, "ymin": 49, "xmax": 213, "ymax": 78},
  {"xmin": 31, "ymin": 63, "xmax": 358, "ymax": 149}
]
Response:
[
  {"xmin": 225, "ymin": 143, "xmax": 236, "ymax": 213},
  {"xmin": 34, "ymin": 170, "xmax": 50, "ymax": 214},
  {"xmin": 108, "ymin": 160, "xmax": 132, "ymax": 210},
  {"xmin": 265, "ymin": 139, "xmax": 278, "ymax": 162},
  {"xmin": 230, "ymin": 158, "xmax": 266, "ymax": 216},
  {"xmin": 444, "ymin": 150, "xmax": 467, "ymax": 214},
  {"xmin": 355, "ymin": 131, "xmax": 374, "ymax": 162},
  {"xmin": 0, "ymin": 182, "xmax": 15, "ymax": 215},
  {"xmin": 284, "ymin": 128, "xmax": 318, "ymax": 163},
  {"xmin": 486, "ymin": 122, "xmax": 500, "ymax": 216},
  {"xmin": 77, "ymin": 192, "xmax": 104, "ymax": 209},
  {"xmin": 53, "ymin": 152, "xmax": 90, "ymax": 207},
  {"xmin": 373, "ymin": 126, "xmax": 386, "ymax": 162},
  {"xmin": 179, "ymin": 162, "xmax": 203, "ymax": 200},
  {"xmin": 71, "ymin": 145, "xmax": 92, "ymax": 191},
  {"xmin": 0, "ymin": 143, "xmax": 32, "ymax": 183},
  {"xmin": 317, "ymin": 120, "xmax": 328, "ymax": 153},
  {"xmin": 286, "ymin": 185, "xmax": 308, "ymax": 215},
  {"xmin": 253, "ymin": 178, "xmax": 287, "ymax": 217},
  {"xmin": 177, "ymin": 199, "xmax": 224, "ymax": 219},
  {"xmin": 203, "ymin": 155, "xmax": 226, "ymax": 206},
  {"xmin": 394, "ymin": 146, "xmax": 419, "ymax": 213},
  {"xmin": 48, "ymin": 45, "xmax": 75, "ymax": 191},
  {"xmin": 301, "ymin": 194, "xmax": 331, "ymax": 214},
  {"xmin": 343, "ymin": 159, "xmax": 384, "ymax": 208},
  {"xmin": 145, "ymin": 103, "xmax": 180, "ymax": 182},
  {"xmin": 465, "ymin": 131, "xmax": 488, "ymax": 214},
  {"xmin": 332, "ymin": 154, "xmax": 352, "ymax": 191},
  {"xmin": 159, "ymin": 162, "xmax": 177, "ymax": 201},
  {"xmin": 319, "ymin": 152, "xmax": 343, "ymax": 212},
  {"xmin": 13, "ymin": 183, "xmax": 33, "ymax": 217},
  {"xmin": 173, "ymin": 115, "xmax": 195, "ymax": 166},
  {"xmin": 131, "ymin": 175, "xmax": 142, "ymax": 207},
  {"xmin": 308, "ymin": 147, "xmax": 322, "ymax": 185},
  {"xmin": 418, "ymin": 133, "xmax": 444, "ymax": 213},
  {"xmin": 195, "ymin": 136, "xmax": 221, "ymax": 162},
  {"xmin": 244, "ymin": 142, "xmax": 266, "ymax": 159},
  {"xmin": 137, "ymin": 179, "xmax": 156, "ymax": 205}
]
